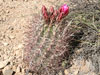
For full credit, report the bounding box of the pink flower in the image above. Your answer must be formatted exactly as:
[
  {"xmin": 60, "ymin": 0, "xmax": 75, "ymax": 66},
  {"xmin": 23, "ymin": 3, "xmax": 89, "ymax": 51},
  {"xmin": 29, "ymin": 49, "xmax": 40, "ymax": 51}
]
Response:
[
  {"xmin": 59, "ymin": 4, "xmax": 69, "ymax": 16},
  {"xmin": 57, "ymin": 4, "xmax": 69, "ymax": 21}
]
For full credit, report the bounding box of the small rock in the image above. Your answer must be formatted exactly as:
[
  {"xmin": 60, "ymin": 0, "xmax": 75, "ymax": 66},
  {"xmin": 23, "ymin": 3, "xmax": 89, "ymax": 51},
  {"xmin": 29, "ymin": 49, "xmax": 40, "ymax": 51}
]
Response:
[
  {"xmin": 13, "ymin": 44, "xmax": 23, "ymax": 50},
  {"xmin": 3, "ymin": 70, "xmax": 15, "ymax": 75},
  {"xmin": 2, "ymin": 65, "xmax": 12, "ymax": 73},
  {"xmin": 15, "ymin": 50, "xmax": 21, "ymax": 56},
  {"xmin": 58, "ymin": 71, "xmax": 63, "ymax": 75},
  {"xmin": 0, "ymin": 60, "xmax": 9, "ymax": 69},
  {"xmin": 9, "ymin": 35, "xmax": 15, "ymax": 39},
  {"xmin": 0, "ymin": 57, "xmax": 13, "ymax": 69},
  {"xmin": 18, "ymin": 44, "xmax": 23, "ymax": 49},
  {"xmin": 12, "ymin": 66, "xmax": 17, "ymax": 72},
  {"xmin": 64, "ymin": 69, "xmax": 69, "ymax": 75},
  {"xmin": 22, "ymin": 68, "xmax": 25, "ymax": 74},
  {"xmin": 3, "ymin": 42, "xmax": 9, "ymax": 46},
  {"xmin": 16, "ymin": 66, "xmax": 22, "ymax": 72},
  {"xmin": 73, "ymin": 69, "xmax": 79, "ymax": 75}
]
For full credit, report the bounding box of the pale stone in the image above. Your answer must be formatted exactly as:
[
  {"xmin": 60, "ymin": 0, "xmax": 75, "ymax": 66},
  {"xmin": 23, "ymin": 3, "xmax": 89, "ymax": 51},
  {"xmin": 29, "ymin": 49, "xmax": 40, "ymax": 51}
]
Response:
[
  {"xmin": 73, "ymin": 69, "xmax": 79, "ymax": 75},
  {"xmin": 58, "ymin": 71, "xmax": 63, "ymax": 75},
  {"xmin": 0, "ymin": 60, "xmax": 9, "ymax": 69},
  {"xmin": 0, "ymin": 57, "xmax": 13, "ymax": 69},
  {"xmin": 2, "ymin": 65, "xmax": 12, "ymax": 74},
  {"xmin": 13, "ymin": 44, "xmax": 23, "ymax": 50},
  {"xmin": 9, "ymin": 35, "xmax": 15, "ymax": 39},
  {"xmin": 16, "ymin": 66, "xmax": 21, "ymax": 73},
  {"xmin": 12, "ymin": 66, "xmax": 17, "ymax": 72},
  {"xmin": 3, "ymin": 42, "xmax": 9, "ymax": 46},
  {"xmin": 3, "ymin": 70, "xmax": 14, "ymax": 75},
  {"xmin": 64, "ymin": 69, "xmax": 69, "ymax": 75},
  {"xmin": 17, "ymin": 44, "xmax": 23, "ymax": 49}
]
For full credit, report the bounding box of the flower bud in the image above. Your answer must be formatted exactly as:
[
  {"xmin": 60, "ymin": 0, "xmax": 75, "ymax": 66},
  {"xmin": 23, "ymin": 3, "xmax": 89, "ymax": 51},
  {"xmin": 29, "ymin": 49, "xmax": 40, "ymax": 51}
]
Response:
[
  {"xmin": 53, "ymin": 10, "xmax": 58, "ymax": 17},
  {"xmin": 42, "ymin": 5, "xmax": 49, "ymax": 21},
  {"xmin": 44, "ymin": 13, "xmax": 48, "ymax": 20},
  {"xmin": 50, "ymin": 10, "xmax": 58, "ymax": 22},
  {"xmin": 50, "ymin": 6, "xmax": 54, "ymax": 14},
  {"xmin": 57, "ymin": 12, "xmax": 63, "ymax": 21},
  {"xmin": 42, "ymin": 5, "xmax": 47, "ymax": 14},
  {"xmin": 59, "ymin": 4, "xmax": 69, "ymax": 16}
]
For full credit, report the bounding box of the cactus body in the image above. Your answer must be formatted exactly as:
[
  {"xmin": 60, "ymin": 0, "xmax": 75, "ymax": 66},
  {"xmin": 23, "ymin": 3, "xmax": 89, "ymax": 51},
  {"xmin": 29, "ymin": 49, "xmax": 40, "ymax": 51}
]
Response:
[{"xmin": 24, "ymin": 13, "xmax": 77, "ymax": 75}]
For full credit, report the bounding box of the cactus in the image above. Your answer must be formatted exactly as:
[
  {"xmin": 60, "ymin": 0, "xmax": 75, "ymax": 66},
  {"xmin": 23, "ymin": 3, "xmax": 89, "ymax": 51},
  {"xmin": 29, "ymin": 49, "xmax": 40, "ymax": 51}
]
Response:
[{"xmin": 24, "ymin": 4, "xmax": 79, "ymax": 75}]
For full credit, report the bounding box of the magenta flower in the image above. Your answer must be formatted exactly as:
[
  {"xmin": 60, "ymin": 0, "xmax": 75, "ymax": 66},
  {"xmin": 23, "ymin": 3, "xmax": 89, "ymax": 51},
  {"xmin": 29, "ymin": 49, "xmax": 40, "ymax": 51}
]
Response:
[
  {"xmin": 57, "ymin": 4, "xmax": 69, "ymax": 21},
  {"xmin": 59, "ymin": 4, "xmax": 69, "ymax": 16}
]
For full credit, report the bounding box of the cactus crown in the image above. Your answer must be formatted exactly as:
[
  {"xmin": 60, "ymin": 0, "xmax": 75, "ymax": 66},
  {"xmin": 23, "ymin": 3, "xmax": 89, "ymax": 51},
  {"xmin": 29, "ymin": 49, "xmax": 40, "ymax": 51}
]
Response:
[{"xmin": 42, "ymin": 4, "xmax": 69, "ymax": 24}]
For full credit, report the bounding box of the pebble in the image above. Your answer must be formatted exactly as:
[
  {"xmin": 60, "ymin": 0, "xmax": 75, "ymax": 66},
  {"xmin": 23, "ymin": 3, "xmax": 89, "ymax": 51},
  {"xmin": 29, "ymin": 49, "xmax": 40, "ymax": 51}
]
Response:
[
  {"xmin": 12, "ymin": 66, "xmax": 17, "ymax": 72},
  {"xmin": 13, "ymin": 44, "xmax": 23, "ymax": 50},
  {"xmin": 58, "ymin": 71, "xmax": 63, "ymax": 75},
  {"xmin": 2, "ymin": 65, "xmax": 12, "ymax": 74},
  {"xmin": 17, "ymin": 44, "xmax": 23, "ymax": 49},
  {"xmin": 2, "ymin": 42, "xmax": 9, "ymax": 46},
  {"xmin": 3, "ymin": 70, "xmax": 15, "ymax": 75},
  {"xmin": 16, "ymin": 66, "xmax": 22, "ymax": 72},
  {"xmin": 0, "ymin": 57, "xmax": 13, "ymax": 69},
  {"xmin": 0, "ymin": 60, "xmax": 9, "ymax": 69},
  {"xmin": 64, "ymin": 69, "xmax": 69, "ymax": 75},
  {"xmin": 9, "ymin": 35, "xmax": 15, "ymax": 39}
]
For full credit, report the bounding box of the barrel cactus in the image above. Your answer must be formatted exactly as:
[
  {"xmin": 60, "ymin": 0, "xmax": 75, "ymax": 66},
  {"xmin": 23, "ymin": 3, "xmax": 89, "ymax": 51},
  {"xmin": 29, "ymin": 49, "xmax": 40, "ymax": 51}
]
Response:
[{"xmin": 24, "ymin": 4, "xmax": 80, "ymax": 75}]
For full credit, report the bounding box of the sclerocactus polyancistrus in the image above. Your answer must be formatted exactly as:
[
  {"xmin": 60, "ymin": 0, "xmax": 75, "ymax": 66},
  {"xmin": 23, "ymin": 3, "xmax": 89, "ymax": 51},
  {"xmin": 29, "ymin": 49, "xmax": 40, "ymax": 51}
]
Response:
[
  {"xmin": 42, "ymin": 4, "xmax": 69, "ymax": 23},
  {"xmin": 24, "ymin": 4, "xmax": 80, "ymax": 75}
]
